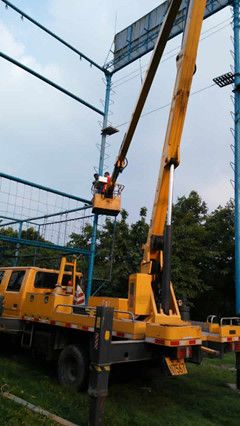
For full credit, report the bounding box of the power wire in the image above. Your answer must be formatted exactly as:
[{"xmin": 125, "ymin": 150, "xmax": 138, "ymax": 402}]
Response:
[{"xmin": 115, "ymin": 83, "xmax": 216, "ymax": 129}]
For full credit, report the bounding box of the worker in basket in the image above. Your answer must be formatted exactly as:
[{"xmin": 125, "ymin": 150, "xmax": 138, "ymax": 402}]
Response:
[
  {"xmin": 102, "ymin": 171, "xmax": 111, "ymax": 194},
  {"xmin": 92, "ymin": 173, "xmax": 101, "ymax": 194}
]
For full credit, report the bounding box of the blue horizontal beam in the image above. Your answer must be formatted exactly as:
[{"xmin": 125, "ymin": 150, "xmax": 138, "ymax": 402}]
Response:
[
  {"xmin": 0, "ymin": 171, "xmax": 92, "ymax": 205},
  {"xmin": 0, "ymin": 214, "xmax": 23, "ymax": 224},
  {"xmin": 0, "ymin": 220, "xmax": 21, "ymax": 228},
  {"xmin": 43, "ymin": 214, "xmax": 94, "ymax": 227},
  {"xmin": 0, "ymin": 51, "xmax": 104, "ymax": 116},
  {"xmin": 1, "ymin": 0, "xmax": 107, "ymax": 74},
  {"xmin": 0, "ymin": 235, "xmax": 89, "ymax": 255},
  {"xmin": 24, "ymin": 205, "xmax": 92, "ymax": 224},
  {"xmin": 0, "ymin": 205, "xmax": 92, "ymax": 228},
  {"xmin": 0, "ymin": 216, "xmax": 39, "ymax": 227},
  {"xmin": 0, "ymin": 206, "xmax": 92, "ymax": 228}
]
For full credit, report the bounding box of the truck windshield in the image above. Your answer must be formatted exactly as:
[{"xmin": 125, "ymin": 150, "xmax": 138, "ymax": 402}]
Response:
[{"xmin": 34, "ymin": 272, "xmax": 80, "ymax": 289}]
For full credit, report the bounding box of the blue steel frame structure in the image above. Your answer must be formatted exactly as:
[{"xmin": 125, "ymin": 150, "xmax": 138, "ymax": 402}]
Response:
[
  {"xmin": 1, "ymin": 0, "xmax": 240, "ymax": 311},
  {"xmin": 0, "ymin": 172, "xmax": 92, "ymax": 258},
  {"xmin": 233, "ymin": 0, "xmax": 240, "ymax": 314}
]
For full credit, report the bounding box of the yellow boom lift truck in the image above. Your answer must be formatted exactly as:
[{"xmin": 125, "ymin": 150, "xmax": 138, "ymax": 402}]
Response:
[{"xmin": 0, "ymin": 1, "xmax": 240, "ymax": 422}]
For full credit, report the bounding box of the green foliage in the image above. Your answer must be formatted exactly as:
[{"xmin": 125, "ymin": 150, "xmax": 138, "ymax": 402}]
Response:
[
  {"xmin": 171, "ymin": 191, "xmax": 210, "ymax": 302},
  {"xmin": 0, "ymin": 226, "xmax": 59, "ymax": 269},
  {"xmin": 68, "ymin": 208, "xmax": 149, "ymax": 297},
  {"xmin": 193, "ymin": 200, "xmax": 235, "ymax": 318},
  {"xmin": 0, "ymin": 227, "xmax": 18, "ymax": 267},
  {"xmin": 172, "ymin": 192, "xmax": 235, "ymax": 317},
  {"xmin": 99, "ymin": 210, "xmax": 132, "ymax": 296},
  {"xmin": 68, "ymin": 223, "xmax": 97, "ymax": 280}
]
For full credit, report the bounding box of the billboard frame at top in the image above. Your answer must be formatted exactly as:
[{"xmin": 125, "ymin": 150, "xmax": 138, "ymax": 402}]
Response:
[{"xmin": 106, "ymin": 0, "xmax": 230, "ymax": 73}]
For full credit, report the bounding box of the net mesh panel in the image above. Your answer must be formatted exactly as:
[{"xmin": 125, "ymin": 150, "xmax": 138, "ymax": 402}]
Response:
[{"xmin": 0, "ymin": 176, "xmax": 93, "ymax": 266}]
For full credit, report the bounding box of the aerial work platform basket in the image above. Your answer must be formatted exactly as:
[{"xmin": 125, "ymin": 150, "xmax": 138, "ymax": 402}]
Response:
[
  {"xmin": 92, "ymin": 193, "xmax": 121, "ymax": 216},
  {"xmin": 92, "ymin": 178, "xmax": 123, "ymax": 216}
]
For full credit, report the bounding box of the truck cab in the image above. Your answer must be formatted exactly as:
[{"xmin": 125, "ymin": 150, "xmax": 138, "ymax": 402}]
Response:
[{"xmin": 0, "ymin": 266, "xmax": 84, "ymax": 323}]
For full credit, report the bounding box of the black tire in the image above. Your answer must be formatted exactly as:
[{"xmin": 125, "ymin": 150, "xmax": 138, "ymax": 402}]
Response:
[{"xmin": 57, "ymin": 344, "xmax": 89, "ymax": 391}]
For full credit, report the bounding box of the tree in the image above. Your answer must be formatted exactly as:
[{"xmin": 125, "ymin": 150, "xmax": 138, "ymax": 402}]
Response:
[
  {"xmin": 99, "ymin": 209, "xmax": 131, "ymax": 296},
  {"xmin": 193, "ymin": 200, "xmax": 235, "ymax": 318},
  {"xmin": 68, "ymin": 208, "xmax": 149, "ymax": 297},
  {"xmin": 129, "ymin": 207, "xmax": 149, "ymax": 274},
  {"xmin": 0, "ymin": 226, "xmax": 60, "ymax": 268},
  {"xmin": 68, "ymin": 223, "xmax": 98, "ymax": 281},
  {"xmin": 0, "ymin": 226, "xmax": 18, "ymax": 266},
  {"xmin": 171, "ymin": 191, "xmax": 210, "ymax": 304}
]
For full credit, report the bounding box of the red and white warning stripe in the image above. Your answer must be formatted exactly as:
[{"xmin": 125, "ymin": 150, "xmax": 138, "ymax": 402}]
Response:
[
  {"xmin": 22, "ymin": 315, "xmax": 94, "ymax": 332},
  {"xmin": 22, "ymin": 316, "xmax": 139, "ymax": 340},
  {"xmin": 112, "ymin": 331, "xmax": 135, "ymax": 339},
  {"xmin": 219, "ymin": 335, "xmax": 240, "ymax": 343},
  {"xmin": 145, "ymin": 337, "xmax": 202, "ymax": 347},
  {"xmin": 73, "ymin": 284, "xmax": 85, "ymax": 305}
]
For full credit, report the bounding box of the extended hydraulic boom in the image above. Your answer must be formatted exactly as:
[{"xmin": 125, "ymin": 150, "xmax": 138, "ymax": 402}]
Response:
[
  {"xmin": 99, "ymin": 0, "xmax": 207, "ymax": 320},
  {"xmin": 92, "ymin": 0, "xmax": 182, "ymax": 218},
  {"xmin": 141, "ymin": 0, "xmax": 207, "ymax": 315},
  {"xmin": 108, "ymin": 0, "xmax": 182, "ymax": 194}
]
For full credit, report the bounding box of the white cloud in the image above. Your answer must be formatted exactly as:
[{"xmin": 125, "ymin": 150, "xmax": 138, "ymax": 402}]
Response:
[{"xmin": 0, "ymin": 22, "xmax": 25, "ymax": 56}]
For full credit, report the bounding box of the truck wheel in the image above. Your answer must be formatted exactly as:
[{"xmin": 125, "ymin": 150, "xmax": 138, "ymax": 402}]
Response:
[{"xmin": 58, "ymin": 344, "xmax": 88, "ymax": 391}]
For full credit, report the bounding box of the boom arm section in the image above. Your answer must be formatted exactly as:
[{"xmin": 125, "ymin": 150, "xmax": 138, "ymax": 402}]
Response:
[
  {"xmin": 142, "ymin": 0, "xmax": 207, "ymax": 268},
  {"xmin": 106, "ymin": 0, "xmax": 182, "ymax": 195}
]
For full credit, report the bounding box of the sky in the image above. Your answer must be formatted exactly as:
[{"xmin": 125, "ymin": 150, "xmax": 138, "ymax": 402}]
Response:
[{"xmin": 0, "ymin": 0, "xmax": 235, "ymax": 223}]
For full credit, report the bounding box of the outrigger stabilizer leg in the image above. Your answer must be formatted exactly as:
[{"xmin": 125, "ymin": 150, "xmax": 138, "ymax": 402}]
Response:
[
  {"xmin": 236, "ymin": 351, "xmax": 240, "ymax": 390},
  {"xmin": 88, "ymin": 306, "xmax": 114, "ymax": 426},
  {"xmin": 162, "ymin": 163, "xmax": 175, "ymax": 314}
]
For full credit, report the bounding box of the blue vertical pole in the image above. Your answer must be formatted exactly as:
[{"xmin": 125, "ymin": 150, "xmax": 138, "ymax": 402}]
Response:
[
  {"xmin": 99, "ymin": 73, "xmax": 112, "ymax": 173},
  {"xmin": 14, "ymin": 221, "xmax": 23, "ymax": 266},
  {"xmin": 33, "ymin": 224, "xmax": 41, "ymax": 266},
  {"xmin": 233, "ymin": 0, "xmax": 240, "ymax": 314},
  {"xmin": 86, "ymin": 73, "xmax": 112, "ymax": 303}
]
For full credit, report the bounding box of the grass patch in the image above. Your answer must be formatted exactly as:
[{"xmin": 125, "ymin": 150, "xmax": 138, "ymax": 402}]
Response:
[{"xmin": 0, "ymin": 350, "xmax": 239, "ymax": 425}]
